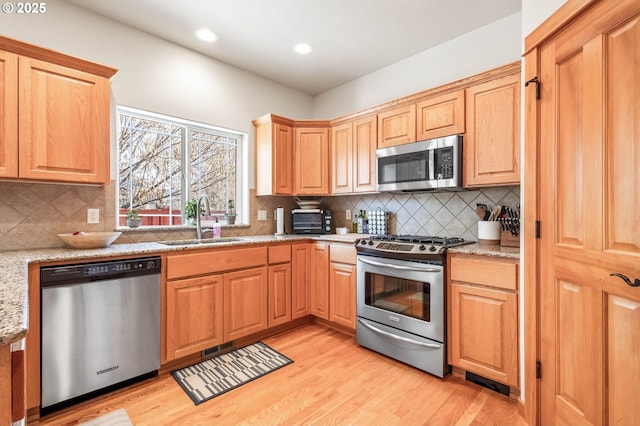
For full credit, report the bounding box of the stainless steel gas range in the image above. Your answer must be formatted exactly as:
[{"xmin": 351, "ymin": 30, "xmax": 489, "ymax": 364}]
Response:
[{"xmin": 355, "ymin": 234, "xmax": 472, "ymax": 378}]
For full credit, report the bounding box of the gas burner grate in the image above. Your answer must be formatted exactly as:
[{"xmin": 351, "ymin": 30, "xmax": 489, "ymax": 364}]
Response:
[{"xmin": 367, "ymin": 234, "xmax": 468, "ymax": 247}]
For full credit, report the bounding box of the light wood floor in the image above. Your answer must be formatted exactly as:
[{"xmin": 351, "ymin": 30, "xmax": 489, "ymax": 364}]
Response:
[{"xmin": 32, "ymin": 324, "xmax": 526, "ymax": 425}]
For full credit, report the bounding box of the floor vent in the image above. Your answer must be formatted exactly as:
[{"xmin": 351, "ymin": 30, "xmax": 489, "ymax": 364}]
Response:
[
  {"xmin": 465, "ymin": 371, "xmax": 510, "ymax": 396},
  {"xmin": 202, "ymin": 341, "xmax": 234, "ymax": 360}
]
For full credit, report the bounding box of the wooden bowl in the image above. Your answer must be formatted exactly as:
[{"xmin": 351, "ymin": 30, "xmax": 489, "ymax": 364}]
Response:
[{"xmin": 57, "ymin": 232, "xmax": 122, "ymax": 249}]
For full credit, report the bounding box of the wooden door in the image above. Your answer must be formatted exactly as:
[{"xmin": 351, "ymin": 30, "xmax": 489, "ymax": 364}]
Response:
[
  {"xmin": 465, "ymin": 73, "xmax": 520, "ymax": 187},
  {"xmin": 223, "ymin": 267, "xmax": 268, "ymax": 341},
  {"xmin": 0, "ymin": 50, "xmax": 18, "ymax": 178},
  {"xmin": 377, "ymin": 104, "xmax": 416, "ymax": 148},
  {"xmin": 331, "ymin": 122, "xmax": 353, "ymax": 194},
  {"xmin": 166, "ymin": 274, "xmax": 224, "ymax": 361},
  {"xmin": 353, "ymin": 115, "xmax": 377, "ymax": 192},
  {"xmin": 537, "ymin": 2, "xmax": 640, "ymax": 424},
  {"xmin": 272, "ymin": 123, "xmax": 294, "ymax": 194},
  {"xmin": 18, "ymin": 57, "xmax": 110, "ymax": 184},
  {"xmin": 416, "ymin": 89, "xmax": 465, "ymax": 140},
  {"xmin": 329, "ymin": 262, "xmax": 356, "ymax": 330},
  {"xmin": 309, "ymin": 243, "xmax": 329, "ymax": 319},
  {"xmin": 292, "ymin": 243, "xmax": 311, "ymax": 319},
  {"xmin": 294, "ymin": 126, "xmax": 330, "ymax": 195},
  {"xmin": 268, "ymin": 263, "xmax": 291, "ymax": 327}
]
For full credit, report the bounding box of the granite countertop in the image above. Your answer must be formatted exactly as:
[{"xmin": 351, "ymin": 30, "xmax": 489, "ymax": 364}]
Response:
[
  {"xmin": 448, "ymin": 242, "xmax": 520, "ymax": 260},
  {"xmin": 0, "ymin": 233, "xmax": 368, "ymax": 346}
]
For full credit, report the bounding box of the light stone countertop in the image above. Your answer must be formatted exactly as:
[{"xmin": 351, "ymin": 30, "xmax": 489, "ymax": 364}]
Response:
[{"xmin": 0, "ymin": 233, "xmax": 517, "ymax": 345}]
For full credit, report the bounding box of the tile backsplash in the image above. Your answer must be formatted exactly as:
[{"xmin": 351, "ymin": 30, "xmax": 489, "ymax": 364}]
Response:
[{"xmin": 0, "ymin": 180, "xmax": 518, "ymax": 251}]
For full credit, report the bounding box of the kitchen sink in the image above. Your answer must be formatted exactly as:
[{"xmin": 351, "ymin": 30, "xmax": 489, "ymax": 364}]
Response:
[{"xmin": 158, "ymin": 237, "xmax": 250, "ymax": 246}]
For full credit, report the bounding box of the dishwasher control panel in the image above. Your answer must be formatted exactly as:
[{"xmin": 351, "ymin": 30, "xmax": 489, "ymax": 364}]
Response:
[{"xmin": 41, "ymin": 257, "xmax": 161, "ymax": 285}]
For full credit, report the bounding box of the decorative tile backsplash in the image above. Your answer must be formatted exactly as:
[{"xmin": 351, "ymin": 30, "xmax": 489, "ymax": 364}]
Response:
[{"xmin": 0, "ymin": 180, "xmax": 518, "ymax": 251}]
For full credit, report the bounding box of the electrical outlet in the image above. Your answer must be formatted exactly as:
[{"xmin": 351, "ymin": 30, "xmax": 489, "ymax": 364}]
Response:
[
  {"xmin": 345, "ymin": 209, "xmax": 351, "ymax": 220},
  {"xmin": 87, "ymin": 208, "xmax": 100, "ymax": 224},
  {"xmin": 257, "ymin": 210, "xmax": 267, "ymax": 221}
]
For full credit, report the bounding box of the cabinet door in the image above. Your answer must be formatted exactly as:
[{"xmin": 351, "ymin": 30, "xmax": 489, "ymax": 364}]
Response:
[
  {"xmin": 416, "ymin": 90, "xmax": 465, "ymax": 140},
  {"xmin": 0, "ymin": 51, "xmax": 18, "ymax": 178},
  {"xmin": 331, "ymin": 122, "xmax": 353, "ymax": 194},
  {"xmin": 309, "ymin": 243, "xmax": 329, "ymax": 319},
  {"xmin": 465, "ymin": 73, "xmax": 520, "ymax": 187},
  {"xmin": 268, "ymin": 263, "xmax": 291, "ymax": 327},
  {"xmin": 18, "ymin": 57, "xmax": 110, "ymax": 184},
  {"xmin": 223, "ymin": 267, "xmax": 268, "ymax": 341},
  {"xmin": 377, "ymin": 104, "xmax": 416, "ymax": 148},
  {"xmin": 449, "ymin": 282, "xmax": 518, "ymax": 388},
  {"xmin": 255, "ymin": 119, "xmax": 294, "ymax": 196},
  {"xmin": 294, "ymin": 126, "xmax": 330, "ymax": 195},
  {"xmin": 166, "ymin": 274, "xmax": 224, "ymax": 361},
  {"xmin": 291, "ymin": 243, "xmax": 311, "ymax": 319},
  {"xmin": 353, "ymin": 115, "xmax": 377, "ymax": 192},
  {"xmin": 329, "ymin": 262, "xmax": 356, "ymax": 330}
]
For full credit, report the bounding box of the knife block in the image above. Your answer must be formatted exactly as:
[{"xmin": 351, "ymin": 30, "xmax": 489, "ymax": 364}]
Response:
[{"xmin": 500, "ymin": 230, "xmax": 520, "ymax": 247}]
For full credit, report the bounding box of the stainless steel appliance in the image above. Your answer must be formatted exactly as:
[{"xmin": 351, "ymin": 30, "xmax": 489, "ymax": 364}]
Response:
[
  {"xmin": 40, "ymin": 257, "xmax": 161, "ymax": 414},
  {"xmin": 291, "ymin": 208, "xmax": 333, "ymax": 234},
  {"xmin": 355, "ymin": 235, "xmax": 471, "ymax": 377},
  {"xmin": 376, "ymin": 135, "xmax": 463, "ymax": 192}
]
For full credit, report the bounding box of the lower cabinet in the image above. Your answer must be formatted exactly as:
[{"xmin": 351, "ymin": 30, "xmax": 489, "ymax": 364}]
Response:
[
  {"xmin": 291, "ymin": 243, "xmax": 311, "ymax": 319},
  {"xmin": 268, "ymin": 245, "xmax": 292, "ymax": 327},
  {"xmin": 448, "ymin": 253, "xmax": 519, "ymax": 389},
  {"xmin": 309, "ymin": 243, "xmax": 330, "ymax": 319},
  {"xmin": 223, "ymin": 267, "xmax": 269, "ymax": 341},
  {"xmin": 166, "ymin": 275, "xmax": 224, "ymax": 360},
  {"xmin": 329, "ymin": 244, "xmax": 357, "ymax": 330}
]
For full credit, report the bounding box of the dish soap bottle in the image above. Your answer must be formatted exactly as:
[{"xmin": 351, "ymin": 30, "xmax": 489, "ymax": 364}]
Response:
[{"xmin": 213, "ymin": 217, "xmax": 221, "ymax": 238}]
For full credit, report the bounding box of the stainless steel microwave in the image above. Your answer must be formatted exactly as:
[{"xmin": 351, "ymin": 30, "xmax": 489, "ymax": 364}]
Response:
[
  {"xmin": 291, "ymin": 209, "xmax": 332, "ymax": 234},
  {"xmin": 376, "ymin": 135, "xmax": 463, "ymax": 192}
]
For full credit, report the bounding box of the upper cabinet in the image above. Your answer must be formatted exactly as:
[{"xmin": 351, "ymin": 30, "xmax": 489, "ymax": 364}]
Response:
[
  {"xmin": 416, "ymin": 89, "xmax": 465, "ymax": 140},
  {"xmin": 253, "ymin": 114, "xmax": 294, "ymax": 196},
  {"xmin": 294, "ymin": 124, "xmax": 330, "ymax": 195},
  {"xmin": 0, "ymin": 36, "xmax": 117, "ymax": 184},
  {"xmin": 464, "ymin": 73, "xmax": 520, "ymax": 187},
  {"xmin": 331, "ymin": 115, "xmax": 377, "ymax": 194},
  {"xmin": 377, "ymin": 104, "xmax": 416, "ymax": 148}
]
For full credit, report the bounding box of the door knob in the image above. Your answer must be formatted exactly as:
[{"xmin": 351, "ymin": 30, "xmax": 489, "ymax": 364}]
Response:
[{"xmin": 610, "ymin": 273, "xmax": 640, "ymax": 287}]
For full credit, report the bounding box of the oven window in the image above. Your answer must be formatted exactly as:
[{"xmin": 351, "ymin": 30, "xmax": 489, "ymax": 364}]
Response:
[
  {"xmin": 378, "ymin": 151, "xmax": 429, "ymax": 184},
  {"xmin": 364, "ymin": 272, "xmax": 430, "ymax": 321}
]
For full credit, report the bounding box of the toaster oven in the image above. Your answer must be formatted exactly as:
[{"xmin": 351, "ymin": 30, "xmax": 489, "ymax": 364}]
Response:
[{"xmin": 291, "ymin": 209, "xmax": 333, "ymax": 234}]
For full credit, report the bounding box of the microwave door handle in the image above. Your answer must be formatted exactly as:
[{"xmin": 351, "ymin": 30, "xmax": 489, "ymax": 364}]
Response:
[
  {"xmin": 428, "ymin": 149, "xmax": 435, "ymax": 180},
  {"xmin": 358, "ymin": 257, "xmax": 440, "ymax": 273},
  {"xmin": 357, "ymin": 319, "xmax": 441, "ymax": 349}
]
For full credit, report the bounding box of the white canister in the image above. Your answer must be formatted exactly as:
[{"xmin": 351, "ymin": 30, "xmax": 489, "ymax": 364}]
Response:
[{"xmin": 477, "ymin": 221, "xmax": 501, "ymax": 245}]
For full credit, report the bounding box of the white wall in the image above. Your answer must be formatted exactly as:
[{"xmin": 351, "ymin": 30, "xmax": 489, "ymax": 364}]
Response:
[
  {"xmin": 312, "ymin": 11, "xmax": 522, "ymax": 119},
  {"xmin": 522, "ymin": 0, "xmax": 569, "ymax": 38}
]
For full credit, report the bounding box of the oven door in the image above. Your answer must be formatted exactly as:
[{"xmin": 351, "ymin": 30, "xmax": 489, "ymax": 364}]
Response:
[{"xmin": 356, "ymin": 255, "xmax": 444, "ymax": 342}]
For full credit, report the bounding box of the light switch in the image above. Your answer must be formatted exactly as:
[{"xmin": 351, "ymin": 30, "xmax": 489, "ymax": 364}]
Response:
[
  {"xmin": 346, "ymin": 209, "xmax": 351, "ymax": 220},
  {"xmin": 257, "ymin": 210, "xmax": 267, "ymax": 221}
]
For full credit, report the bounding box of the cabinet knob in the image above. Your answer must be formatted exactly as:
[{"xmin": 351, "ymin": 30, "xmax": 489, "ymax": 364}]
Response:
[{"xmin": 610, "ymin": 273, "xmax": 640, "ymax": 287}]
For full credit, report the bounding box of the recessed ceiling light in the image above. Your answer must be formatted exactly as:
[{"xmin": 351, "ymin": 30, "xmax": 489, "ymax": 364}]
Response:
[
  {"xmin": 195, "ymin": 29, "xmax": 217, "ymax": 42},
  {"xmin": 293, "ymin": 43, "xmax": 312, "ymax": 55}
]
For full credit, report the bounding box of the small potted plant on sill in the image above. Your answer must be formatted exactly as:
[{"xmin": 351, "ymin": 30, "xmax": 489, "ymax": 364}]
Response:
[
  {"xmin": 126, "ymin": 209, "xmax": 141, "ymax": 228},
  {"xmin": 225, "ymin": 199, "xmax": 236, "ymax": 225},
  {"xmin": 184, "ymin": 199, "xmax": 198, "ymax": 225}
]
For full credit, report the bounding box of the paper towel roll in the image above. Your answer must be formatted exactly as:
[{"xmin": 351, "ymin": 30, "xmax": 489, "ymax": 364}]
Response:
[{"xmin": 276, "ymin": 207, "xmax": 285, "ymax": 235}]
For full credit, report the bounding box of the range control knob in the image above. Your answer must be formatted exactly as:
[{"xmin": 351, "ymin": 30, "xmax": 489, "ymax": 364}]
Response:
[
  {"xmin": 360, "ymin": 240, "xmax": 368, "ymax": 245},
  {"xmin": 429, "ymin": 245, "xmax": 437, "ymax": 252},
  {"xmin": 368, "ymin": 240, "xmax": 374, "ymax": 245},
  {"xmin": 419, "ymin": 244, "xmax": 426, "ymax": 251}
]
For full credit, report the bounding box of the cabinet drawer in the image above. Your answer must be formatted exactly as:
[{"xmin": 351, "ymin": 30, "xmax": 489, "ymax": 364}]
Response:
[
  {"xmin": 329, "ymin": 244, "xmax": 356, "ymax": 265},
  {"xmin": 450, "ymin": 256, "xmax": 517, "ymax": 291},
  {"xmin": 269, "ymin": 244, "xmax": 291, "ymax": 264},
  {"xmin": 167, "ymin": 247, "xmax": 268, "ymax": 280}
]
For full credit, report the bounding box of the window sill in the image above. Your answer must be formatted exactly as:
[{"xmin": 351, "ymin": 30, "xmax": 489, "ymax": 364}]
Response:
[{"xmin": 116, "ymin": 223, "xmax": 251, "ymax": 232}]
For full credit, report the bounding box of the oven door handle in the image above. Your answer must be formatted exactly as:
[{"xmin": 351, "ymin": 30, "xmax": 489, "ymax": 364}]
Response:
[
  {"xmin": 357, "ymin": 319, "xmax": 441, "ymax": 349},
  {"xmin": 358, "ymin": 257, "xmax": 441, "ymax": 273}
]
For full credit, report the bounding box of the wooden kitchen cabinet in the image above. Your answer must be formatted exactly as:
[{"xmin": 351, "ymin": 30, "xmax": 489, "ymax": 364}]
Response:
[
  {"xmin": 166, "ymin": 274, "xmax": 224, "ymax": 361},
  {"xmin": 294, "ymin": 125, "xmax": 331, "ymax": 195},
  {"xmin": 268, "ymin": 245, "xmax": 292, "ymax": 327},
  {"xmin": 331, "ymin": 122, "xmax": 353, "ymax": 194},
  {"xmin": 377, "ymin": 103, "xmax": 416, "ymax": 148},
  {"xmin": 416, "ymin": 89, "xmax": 465, "ymax": 140},
  {"xmin": 253, "ymin": 114, "xmax": 294, "ymax": 195},
  {"xmin": 329, "ymin": 244, "xmax": 357, "ymax": 330},
  {"xmin": 291, "ymin": 243, "xmax": 311, "ymax": 319},
  {"xmin": 464, "ymin": 73, "xmax": 520, "ymax": 187},
  {"xmin": 223, "ymin": 267, "xmax": 269, "ymax": 341},
  {"xmin": 448, "ymin": 254, "xmax": 519, "ymax": 388},
  {"xmin": 0, "ymin": 37, "xmax": 116, "ymax": 184},
  {"xmin": 332, "ymin": 115, "xmax": 377, "ymax": 194},
  {"xmin": 309, "ymin": 242, "xmax": 330, "ymax": 319}
]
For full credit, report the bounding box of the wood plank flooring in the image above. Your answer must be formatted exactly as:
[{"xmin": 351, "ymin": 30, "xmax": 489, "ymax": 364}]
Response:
[{"xmin": 31, "ymin": 324, "xmax": 526, "ymax": 425}]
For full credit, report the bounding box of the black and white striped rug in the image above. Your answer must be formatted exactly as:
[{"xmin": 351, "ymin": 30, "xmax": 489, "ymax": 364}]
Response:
[{"xmin": 171, "ymin": 341, "xmax": 293, "ymax": 405}]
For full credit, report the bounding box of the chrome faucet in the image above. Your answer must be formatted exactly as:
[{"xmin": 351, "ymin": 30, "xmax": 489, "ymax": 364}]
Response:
[{"xmin": 196, "ymin": 195, "xmax": 212, "ymax": 239}]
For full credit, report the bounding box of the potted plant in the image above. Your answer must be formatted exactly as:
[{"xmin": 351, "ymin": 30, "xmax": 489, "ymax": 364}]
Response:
[
  {"xmin": 184, "ymin": 199, "xmax": 198, "ymax": 225},
  {"xmin": 126, "ymin": 209, "xmax": 141, "ymax": 228},
  {"xmin": 225, "ymin": 199, "xmax": 236, "ymax": 225}
]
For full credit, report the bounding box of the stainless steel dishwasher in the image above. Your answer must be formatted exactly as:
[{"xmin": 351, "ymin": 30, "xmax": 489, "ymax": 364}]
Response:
[{"xmin": 40, "ymin": 256, "xmax": 161, "ymax": 414}]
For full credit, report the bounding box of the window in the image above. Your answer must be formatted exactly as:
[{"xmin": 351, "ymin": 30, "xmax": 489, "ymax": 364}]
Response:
[{"xmin": 117, "ymin": 106, "xmax": 245, "ymax": 227}]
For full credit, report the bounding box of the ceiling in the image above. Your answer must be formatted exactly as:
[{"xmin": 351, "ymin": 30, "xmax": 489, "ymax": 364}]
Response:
[{"xmin": 63, "ymin": 0, "xmax": 521, "ymax": 95}]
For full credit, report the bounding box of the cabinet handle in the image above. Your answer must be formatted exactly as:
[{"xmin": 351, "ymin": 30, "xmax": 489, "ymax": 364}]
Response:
[
  {"xmin": 357, "ymin": 319, "xmax": 441, "ymax": 349},
  {"xmin": 610, "ymin": 273, "xmax": 640, "ymax": 287}
]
